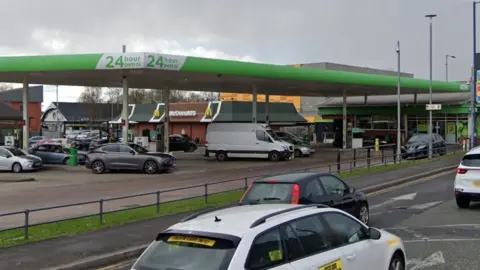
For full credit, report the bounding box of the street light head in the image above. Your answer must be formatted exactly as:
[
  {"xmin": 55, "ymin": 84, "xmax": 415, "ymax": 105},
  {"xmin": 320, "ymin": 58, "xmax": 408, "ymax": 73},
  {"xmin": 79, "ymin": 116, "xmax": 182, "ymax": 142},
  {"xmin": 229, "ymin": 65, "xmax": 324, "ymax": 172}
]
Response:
[
  {"xmin": 425, "ymin": 14, "xmax": 437, "ymax": 18},
  {"xmin": 451, "ymin": 55, "xmax": 456, "ymax": 59}
]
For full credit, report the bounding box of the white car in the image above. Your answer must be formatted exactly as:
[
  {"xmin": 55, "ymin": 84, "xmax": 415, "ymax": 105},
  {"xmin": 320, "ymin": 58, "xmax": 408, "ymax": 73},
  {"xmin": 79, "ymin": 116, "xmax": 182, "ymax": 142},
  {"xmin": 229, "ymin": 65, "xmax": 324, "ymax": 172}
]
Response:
[
  {"xmin": 0, "ymin": 146, "xmax": 42, "ymax": 172},
  {"xmin": 131, "ymin": 204, "xmax": 406, "ymax": 270},
  {"xmin": 454, "ymin": 147, "xmax": 480, "ymax": 208}
]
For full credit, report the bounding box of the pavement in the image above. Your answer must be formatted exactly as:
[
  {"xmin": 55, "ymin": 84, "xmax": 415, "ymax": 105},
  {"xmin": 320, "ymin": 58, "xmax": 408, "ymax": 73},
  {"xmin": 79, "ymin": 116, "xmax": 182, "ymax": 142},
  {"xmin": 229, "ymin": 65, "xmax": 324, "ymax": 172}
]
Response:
[
  {"xmin": 0, "ymin": 145, "xmax": 402, "ymax": 231},
  {"xmin": 0, "ymin": 155, "xmax": 464, "ymax": 270}
]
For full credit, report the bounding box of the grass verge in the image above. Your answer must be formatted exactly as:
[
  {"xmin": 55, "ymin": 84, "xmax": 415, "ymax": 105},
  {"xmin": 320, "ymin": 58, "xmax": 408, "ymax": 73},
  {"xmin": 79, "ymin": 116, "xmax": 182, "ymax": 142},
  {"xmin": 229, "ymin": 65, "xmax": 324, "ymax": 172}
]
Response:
[{"xmin": 0, "ymin": 152, "xmax": 463, "ymax": 248}]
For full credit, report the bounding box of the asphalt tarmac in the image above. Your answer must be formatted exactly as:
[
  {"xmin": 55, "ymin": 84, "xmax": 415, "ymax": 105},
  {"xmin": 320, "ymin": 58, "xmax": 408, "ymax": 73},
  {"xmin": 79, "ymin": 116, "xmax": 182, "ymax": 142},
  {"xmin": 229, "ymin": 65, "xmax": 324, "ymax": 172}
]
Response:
[{"xmin": 99, "ymin": 171, "xmax": 480, "ymax": 270}]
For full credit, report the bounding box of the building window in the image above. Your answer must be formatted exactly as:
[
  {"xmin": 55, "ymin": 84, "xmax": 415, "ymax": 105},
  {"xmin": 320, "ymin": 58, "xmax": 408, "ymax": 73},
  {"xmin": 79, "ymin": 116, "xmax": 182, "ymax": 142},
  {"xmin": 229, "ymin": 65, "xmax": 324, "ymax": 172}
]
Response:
[{"xmin": 19, "ymin": 105, "xmax": 23, "ymax": 112}]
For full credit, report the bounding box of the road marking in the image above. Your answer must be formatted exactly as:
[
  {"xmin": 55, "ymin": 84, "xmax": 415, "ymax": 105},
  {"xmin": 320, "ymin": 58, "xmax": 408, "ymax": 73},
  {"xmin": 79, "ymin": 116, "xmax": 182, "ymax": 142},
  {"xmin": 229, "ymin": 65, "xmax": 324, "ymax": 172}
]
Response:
[
  {"xmin": 404, "ymin": 238, "xmax": 480, "ymax": 243},
  {"xmin": 370, "ymin": 192, "xmax": 417, "ymax": 210},
  {"xmin": 96, "ymin": 259, "xmax": 134, "ymax": 270},
  {"xmin": 409, "ymin": 251, "xmax": 445, "ymax": 270},
  {"xmin": 365, "ymin": 170, "xmax": 453, "ymax": 197},
  {"xmin": 409, "ymin": 201, "xmax": 443, "ymax": 210},
  {"xmin": 384, "ymin": 223, "xmax": 480, "ymax": 230}
]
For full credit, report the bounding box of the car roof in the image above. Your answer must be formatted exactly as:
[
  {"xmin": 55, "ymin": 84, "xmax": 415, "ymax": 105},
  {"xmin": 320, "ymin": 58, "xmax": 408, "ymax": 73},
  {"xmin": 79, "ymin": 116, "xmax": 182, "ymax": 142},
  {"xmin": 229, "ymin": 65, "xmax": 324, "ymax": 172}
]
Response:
[
  {"xmin": 254, "ymin": 172, "xmax": 326, "ymax": 183},
  {"xmin": 466, "ymin": 146, "xmax": 480, "ymax": 156},
  {"xmin": 168, "ymin": 204, "xmax": 341, "ymax": 238}
]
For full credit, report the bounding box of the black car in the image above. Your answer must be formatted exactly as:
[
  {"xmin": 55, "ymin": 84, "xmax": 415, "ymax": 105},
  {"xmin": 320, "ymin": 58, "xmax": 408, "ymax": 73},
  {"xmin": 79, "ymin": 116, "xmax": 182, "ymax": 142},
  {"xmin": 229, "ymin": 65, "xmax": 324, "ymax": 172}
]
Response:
[
  {"xmin": 169, "ymin": 134, "xmax": 197, "ymax": 152},
  {"xmin": 401, "ymin": 133, "xmax": 446, "ymax": 159},
  {"xmin": 239, "ymin": 172, "xmax": 370, "ymax": 224}
]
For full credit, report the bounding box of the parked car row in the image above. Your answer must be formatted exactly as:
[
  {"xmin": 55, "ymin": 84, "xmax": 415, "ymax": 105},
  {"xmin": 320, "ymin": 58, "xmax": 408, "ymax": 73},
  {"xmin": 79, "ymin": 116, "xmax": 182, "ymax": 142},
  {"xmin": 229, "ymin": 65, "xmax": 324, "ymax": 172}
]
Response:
[{"xmin": 131, "ymin": 171, "xmax": 406, "ymax": 270}]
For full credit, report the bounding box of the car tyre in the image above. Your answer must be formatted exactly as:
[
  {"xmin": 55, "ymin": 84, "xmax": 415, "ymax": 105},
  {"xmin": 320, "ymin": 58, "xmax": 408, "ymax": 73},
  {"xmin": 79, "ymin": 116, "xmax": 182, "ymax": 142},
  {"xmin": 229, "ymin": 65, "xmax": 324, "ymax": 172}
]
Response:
[
  {"xmin": 456, "ymin": 197, "xmax": 470, "ymax": 209},
  {"xmin": 388, "ymin": 252, "xmax": 405, "ymax": 270},
  {"xmin": 12, "ymin": 162, "xmax": 22, "ymax": 173},
  {"xmin": 216, "ymin": 151, "xmax": 228, "ymax": 161},
  {"xmin": 268, "ymin": 151, "xmax": 280, "ymax": 162},
  {"xmin": 143, "ymin": 160, "xmax": 158, "ymax": 174},
  {"xmin": 294, "ymin": 149, "xmax": 302, "ymax": 158},
  {"xmin": 187, "ymin": 145, "xmax": 196, "ymax": 152},
  {"xmin": 63, "ymin": 157, "xmax": 70, "ymax": 165},
  {"xmin": 91, "ymin": 160, "xmax": 106, "ymax": 174},
  {"xmin": 357, "ymin": 203, "xmax": 370, "ymax": 225}
]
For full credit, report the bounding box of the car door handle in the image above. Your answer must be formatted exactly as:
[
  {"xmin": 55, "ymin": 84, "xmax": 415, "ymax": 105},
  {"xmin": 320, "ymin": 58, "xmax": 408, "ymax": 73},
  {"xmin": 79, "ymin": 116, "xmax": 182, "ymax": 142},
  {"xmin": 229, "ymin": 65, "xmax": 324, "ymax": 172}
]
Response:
[{"xmin": 346, "ymin": 254, "xmax": 356, "ymax": 261}]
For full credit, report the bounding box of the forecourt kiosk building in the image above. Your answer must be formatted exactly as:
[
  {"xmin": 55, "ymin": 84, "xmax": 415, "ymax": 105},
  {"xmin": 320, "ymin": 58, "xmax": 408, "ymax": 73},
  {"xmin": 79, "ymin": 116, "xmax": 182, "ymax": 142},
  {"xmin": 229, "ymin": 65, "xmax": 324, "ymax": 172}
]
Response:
[{"xmin": 0, "ymin": 52, "xmax": 467, "ymax": 151}]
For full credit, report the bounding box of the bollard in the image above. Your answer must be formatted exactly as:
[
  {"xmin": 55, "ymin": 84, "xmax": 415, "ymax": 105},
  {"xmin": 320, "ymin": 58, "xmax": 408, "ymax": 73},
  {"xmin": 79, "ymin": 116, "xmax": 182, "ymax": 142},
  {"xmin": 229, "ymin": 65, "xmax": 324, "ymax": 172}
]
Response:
[
  {"xmin": 69, "ymin": 146, "xmax": 78, "ymax": 166},
  {"xmin": 156, "ymin": 191, "xmax": 161, "ymax": 213},
  {"xmin": 24, "ymin": 209, "xmax": 30, "ymax": 239},
  {"xmin": 244, "ymin": 178, "xmax": 248, "ymax": 190},
  {"xmin": 99, "ymin": 199, "xmax": 104, "ymax": 224},
  {"xmin": 204, "ymin": 184, "xmax": 208, "ymax": 203},
  {"xmin": 353, "ymin": 149, "xmax": 356, "ymax": 168},
  {"xmin": 381, "ymin": 149, "xmax": 385, "ymax": 163},
  {"xmin": 367, "ymin": 148, "xmax": 371, "ymax": 168},
  {"xmin": 336, "ymin": 150, "xmax": 341, "ymax": 173}
]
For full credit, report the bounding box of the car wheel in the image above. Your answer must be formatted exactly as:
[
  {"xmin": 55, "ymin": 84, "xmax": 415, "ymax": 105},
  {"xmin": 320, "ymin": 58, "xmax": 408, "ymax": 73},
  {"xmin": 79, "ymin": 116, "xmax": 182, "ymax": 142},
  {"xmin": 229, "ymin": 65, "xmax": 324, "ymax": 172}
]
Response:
[
  {"xmin": 143, "ymin": 160, "xmax": 158, "ymax": 174},
  {"xmin": 12, "ymin": 162, "xmax": 22, "ymax": 173},
  {"xmin": 91, "ymin": 160, "xmax": 106, "ymax": 174},
  {"xmin": 388, "ymin": 252, "xmax": 405, "ymax": 270},
  {"xmin": 216, "ymin": 151, "xmax": 228, "ymax": 161},
  {"xmin": 188, "ymin": 145, "xmax": 196, "ymax": 152},
  {"xmin": 294, "ymin": 149, "xmax": 302, "ymax": 158},
  {"xmin": 456, "ymin": 197, "xmax": 470, "ymax": 209},
  {"xmin": 63, "ymin": 157, "xmax": 70, "ymax": 165},
  {"xmin": 357, "ymin": 203, "xmax": 370, "ymax": 225},
  {"xmin": 268, "ymin": 151, "xmax": 280, "ymax": 162}
]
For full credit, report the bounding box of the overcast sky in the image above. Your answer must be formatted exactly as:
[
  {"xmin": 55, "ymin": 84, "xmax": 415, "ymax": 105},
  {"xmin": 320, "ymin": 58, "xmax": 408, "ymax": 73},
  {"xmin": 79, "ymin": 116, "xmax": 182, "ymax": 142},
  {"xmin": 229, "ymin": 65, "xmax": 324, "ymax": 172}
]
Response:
[{"xmin": 0, "ymin": 0, "xmax": 474, "ymax": 109}]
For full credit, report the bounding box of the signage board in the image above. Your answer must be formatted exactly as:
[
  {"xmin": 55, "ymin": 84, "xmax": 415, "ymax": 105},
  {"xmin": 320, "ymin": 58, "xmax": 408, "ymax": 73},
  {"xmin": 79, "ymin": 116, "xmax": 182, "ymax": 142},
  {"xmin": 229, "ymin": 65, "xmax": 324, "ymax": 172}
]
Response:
[
  {"xmin": 425, "ymin": 104, "xmax": 442, "ymax": 111},
  {"xmin": 169, "ymin": 110, "xmax": 196, "ymax": 117}
]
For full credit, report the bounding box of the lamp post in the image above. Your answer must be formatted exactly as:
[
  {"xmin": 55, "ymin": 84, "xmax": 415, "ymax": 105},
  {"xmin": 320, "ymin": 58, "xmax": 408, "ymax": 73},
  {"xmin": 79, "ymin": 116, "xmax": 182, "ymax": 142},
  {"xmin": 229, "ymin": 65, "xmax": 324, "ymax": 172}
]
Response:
[
  {"xmin": 445, "ymin": 54, "xmax": 456, "ymax": 82},
  {"xmin": 473, "ymin": 1, "xmax": 479, "ymax": 148},
  {"xmin": 425, "ymin": 14, "xmax": 436, "ymax": 159},
  {"xmin": 396, "ymin": 41, "xmax": 401, "ymax": 159}
]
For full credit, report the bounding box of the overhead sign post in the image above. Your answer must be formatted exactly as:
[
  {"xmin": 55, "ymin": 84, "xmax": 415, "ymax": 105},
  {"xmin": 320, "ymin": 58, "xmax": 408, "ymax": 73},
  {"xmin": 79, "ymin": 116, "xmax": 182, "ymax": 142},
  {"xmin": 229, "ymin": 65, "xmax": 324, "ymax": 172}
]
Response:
[{"xmin": 425, "ymin": 104, "xmax": 442, "ymax": 111}]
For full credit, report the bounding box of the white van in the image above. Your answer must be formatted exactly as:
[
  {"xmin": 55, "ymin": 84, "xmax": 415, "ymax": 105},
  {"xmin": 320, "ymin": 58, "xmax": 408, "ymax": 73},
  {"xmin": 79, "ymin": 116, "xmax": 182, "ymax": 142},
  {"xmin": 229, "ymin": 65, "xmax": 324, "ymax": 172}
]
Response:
[{"xmin": 205, "ymin": 123, "xmax": 293, "ymax": 161}]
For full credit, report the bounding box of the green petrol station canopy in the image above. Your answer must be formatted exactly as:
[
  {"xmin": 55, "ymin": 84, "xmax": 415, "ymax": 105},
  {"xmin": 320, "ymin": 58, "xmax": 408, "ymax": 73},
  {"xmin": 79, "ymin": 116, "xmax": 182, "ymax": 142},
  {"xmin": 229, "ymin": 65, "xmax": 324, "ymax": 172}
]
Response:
[{"xmin": 0, "ymin": 52, "xmax": 468, "ymax": 97}]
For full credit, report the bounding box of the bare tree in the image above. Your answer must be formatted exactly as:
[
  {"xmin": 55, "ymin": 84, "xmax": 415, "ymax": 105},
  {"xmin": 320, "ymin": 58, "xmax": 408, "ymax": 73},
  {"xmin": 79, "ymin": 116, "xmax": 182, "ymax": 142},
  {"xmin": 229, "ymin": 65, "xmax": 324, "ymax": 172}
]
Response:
[
  {"xmin": 0, "ymin": 83, "xmax": 14, "ymax": 92},
  {"xmin": 78, "ymin": 87, "xmax": 104, "ymax": 128},
  {"xmin": 105, "ymin": 88, "xmax": 122, "ymax": 104}
]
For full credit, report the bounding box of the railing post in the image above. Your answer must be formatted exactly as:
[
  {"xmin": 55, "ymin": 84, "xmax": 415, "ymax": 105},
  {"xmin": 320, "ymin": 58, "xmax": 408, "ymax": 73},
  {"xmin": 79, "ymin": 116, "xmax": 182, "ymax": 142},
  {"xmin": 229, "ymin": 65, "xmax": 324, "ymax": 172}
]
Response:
[
  {"xmin": 353, "ymin": 149, "xmax": 356, "ymax": 168},
  {"xmin": 156, "ymin": 191, "xmax": 161, "ymax": 214},
  {"xmin": 244, "ymin": 178, "xmax": 248, "ymax": 190},
  {"xmin": 336, "ymin": 150, "xmax": 341, "ymax": 173},
  {"xmin": 328, "ymin": 164, "xmax": 332, "ymax": 173},
  {"xmin": 367, "ymin": 148, "xmax": 371, "ymax": 168},
  {"xmin": 349, "ymin": 161, "xmax": 352, "ymax": 172},
  {"xmin": 99, "ymin": 199, "xmax": 104, "ymax": 224},
  {"xmin": 204, "ymin": 184, "xmax": 208, "ymax": 203},
  {"xmin": 24, "ymin": 209, "xmax": 30, "ymax": 239},
  {"xmin": 393, "ymin": 146, "xmax": 397, "ymax": 164},
  {"xmin": 381, "ymin": 149, "xmax": 385, "ymax": 163}
]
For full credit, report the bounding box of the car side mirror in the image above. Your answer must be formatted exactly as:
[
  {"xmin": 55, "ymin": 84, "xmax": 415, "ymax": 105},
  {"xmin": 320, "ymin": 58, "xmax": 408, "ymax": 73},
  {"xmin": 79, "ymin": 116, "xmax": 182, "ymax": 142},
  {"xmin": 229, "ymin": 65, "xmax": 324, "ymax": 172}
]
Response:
[
  {"xmin": 130, "ymin": 150, "xmax": 135, "ymax": 155},
  {"xmin": 367, "ymin": 227, "xmax": 382, "ymax": 240},
  {"xmin": 5, "ymin": 155, "xmax": 11, "ymax": 158}
]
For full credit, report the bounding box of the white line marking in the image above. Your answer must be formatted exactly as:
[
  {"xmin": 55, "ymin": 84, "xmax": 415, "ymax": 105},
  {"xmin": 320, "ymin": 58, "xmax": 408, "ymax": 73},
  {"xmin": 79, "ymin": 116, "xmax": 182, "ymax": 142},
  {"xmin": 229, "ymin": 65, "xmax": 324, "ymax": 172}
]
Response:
[
  {"xmin": 384, "ymin": 223, "xmax": 480, "ymax": 230},
  {"xmin": 410, "ymin": 251, "xmax": 445, "ymax": 270},
  {"xmin": 408, "ymin": 201, "xmax": 443, "ymax": 210},
  {"xmin": 370, "ymin": 192, "xmax": 417, "ymax": 210},
  {"xmin": 404, "ymin": 238, "xmax": 480, "ymax": 243}
]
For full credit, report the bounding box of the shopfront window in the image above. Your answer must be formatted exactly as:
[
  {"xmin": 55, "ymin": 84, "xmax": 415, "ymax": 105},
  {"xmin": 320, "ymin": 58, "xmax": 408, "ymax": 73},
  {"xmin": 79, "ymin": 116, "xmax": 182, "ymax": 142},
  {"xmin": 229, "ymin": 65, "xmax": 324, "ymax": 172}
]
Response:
[{"xmin": 371, "ymin": 116, "xmax": 396, "ymax": 130}]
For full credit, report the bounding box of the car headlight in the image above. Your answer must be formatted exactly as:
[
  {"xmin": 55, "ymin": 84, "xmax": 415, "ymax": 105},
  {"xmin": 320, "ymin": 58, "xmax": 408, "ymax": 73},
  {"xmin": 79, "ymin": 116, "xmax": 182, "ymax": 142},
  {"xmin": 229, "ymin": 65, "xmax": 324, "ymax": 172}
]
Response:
[{"xmin": 417, "ymin": 145, "xmax": 426, "ymax": 149}]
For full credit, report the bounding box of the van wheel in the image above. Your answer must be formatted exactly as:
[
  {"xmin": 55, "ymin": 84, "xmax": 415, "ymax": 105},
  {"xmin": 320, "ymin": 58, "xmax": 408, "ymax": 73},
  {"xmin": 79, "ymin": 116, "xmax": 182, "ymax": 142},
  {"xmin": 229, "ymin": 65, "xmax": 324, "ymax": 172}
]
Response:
[
  {"xmin": 456, "ymin": 197, "xmax": 470, "ymax": 209},
  {"xmin": 216, "ymin": 151, "xmax": 228, "ymax": 161},
  {"xmin": 269, "ymin": 151, "xmax": 280, "ymax": 162},
  {"xmin": 294, "ymin": 149, "xmax": 302, "ymax": 157}
]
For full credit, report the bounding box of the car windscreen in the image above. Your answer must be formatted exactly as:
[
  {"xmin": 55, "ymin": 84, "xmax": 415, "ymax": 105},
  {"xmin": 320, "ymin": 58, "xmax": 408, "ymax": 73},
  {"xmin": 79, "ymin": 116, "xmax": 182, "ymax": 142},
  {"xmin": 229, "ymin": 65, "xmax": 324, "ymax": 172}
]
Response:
[
  {"xmin": 461, "ymin": 154, "xmax": 480, "ymax": 167},
  {"xmin": 241, "ymin": 182, "xmax": 293, "ymax": 204},
  {"xmin": 408, "ymin": 134, "xmax": 429, "ymax": 143},
  {"xmin": 7, "ymin": 148, "xmax": 26, "ymax": 156},
  {"xmin": 129, "ymin": 144, "xmax": 149, "ymax": 154},
  {"xmin": 132, "ymin": 233, "xmax": 236, "ymax": 270}
]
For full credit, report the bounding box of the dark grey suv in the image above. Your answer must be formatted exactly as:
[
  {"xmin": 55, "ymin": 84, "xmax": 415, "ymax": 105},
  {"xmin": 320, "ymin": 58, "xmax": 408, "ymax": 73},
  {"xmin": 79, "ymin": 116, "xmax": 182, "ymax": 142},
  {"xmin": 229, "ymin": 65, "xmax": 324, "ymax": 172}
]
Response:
[{"xmin": 85, "ymin": 143, "xmax": 175, "ymax": 174}]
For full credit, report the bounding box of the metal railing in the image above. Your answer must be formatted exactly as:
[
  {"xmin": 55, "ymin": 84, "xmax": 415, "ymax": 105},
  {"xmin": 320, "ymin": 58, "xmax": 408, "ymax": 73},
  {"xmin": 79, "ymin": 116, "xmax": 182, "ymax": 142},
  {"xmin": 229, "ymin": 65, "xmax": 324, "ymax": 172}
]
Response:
[{"xmin": 0, "ymin": 144, "xmax": 463, "ymax": 241}]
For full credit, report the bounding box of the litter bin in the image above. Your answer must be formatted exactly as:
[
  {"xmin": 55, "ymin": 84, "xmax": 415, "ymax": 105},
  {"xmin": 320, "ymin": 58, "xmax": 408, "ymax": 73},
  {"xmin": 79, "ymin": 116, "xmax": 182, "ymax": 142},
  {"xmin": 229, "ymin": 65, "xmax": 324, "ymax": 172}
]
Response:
[{"xmin": 69, "ymin": 146, "xmax": 78, "ymax": 166}]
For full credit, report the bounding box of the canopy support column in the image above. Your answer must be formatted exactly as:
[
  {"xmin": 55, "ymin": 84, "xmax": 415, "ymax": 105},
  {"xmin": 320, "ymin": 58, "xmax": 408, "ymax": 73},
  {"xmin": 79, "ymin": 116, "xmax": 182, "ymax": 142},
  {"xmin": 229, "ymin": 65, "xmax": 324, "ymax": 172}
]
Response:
[
  {"xmin": 22, "ymin": 77, "xmax": 29, "ymax": 151},
  {"xmin": 163, "ymin": 89, "xmax": 170, "ymax": 153},
  {"xmin": 265, "ymin": 91, "xmax": 270, "ymax": 125},
  {"xmin": 252, "ymin": 85, "xmax": 257, "ymax": 123},
  {"xmin": 342, "ymin": 90, "xmax": 347, "ymax": 149},
  {"xmin": 122, "ymin": 76, "xmax": 129, "ymax": 142}
]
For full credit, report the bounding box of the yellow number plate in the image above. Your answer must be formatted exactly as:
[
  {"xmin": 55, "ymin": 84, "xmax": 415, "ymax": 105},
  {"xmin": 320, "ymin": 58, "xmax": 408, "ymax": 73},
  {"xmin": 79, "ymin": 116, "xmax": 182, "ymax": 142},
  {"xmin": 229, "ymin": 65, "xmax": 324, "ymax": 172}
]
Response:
[
  {"xmin": 473, "ymin": 181, "xmax": 480, "ymax": 187},
  {"xmin": 167, "ymin": 235, "xmax": 216, "ymax": 247},
  {"xmin": 319, "ymin": 259, "xmax": 342, "ymax": 270}
]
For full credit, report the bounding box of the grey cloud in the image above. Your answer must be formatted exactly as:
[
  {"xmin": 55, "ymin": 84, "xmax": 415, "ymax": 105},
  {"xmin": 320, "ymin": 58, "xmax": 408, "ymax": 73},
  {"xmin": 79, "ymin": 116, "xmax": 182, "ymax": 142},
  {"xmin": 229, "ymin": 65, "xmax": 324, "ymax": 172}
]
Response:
[{"xmin": 0, "ymin": 0, "xmax": 473, "ymax": 81}]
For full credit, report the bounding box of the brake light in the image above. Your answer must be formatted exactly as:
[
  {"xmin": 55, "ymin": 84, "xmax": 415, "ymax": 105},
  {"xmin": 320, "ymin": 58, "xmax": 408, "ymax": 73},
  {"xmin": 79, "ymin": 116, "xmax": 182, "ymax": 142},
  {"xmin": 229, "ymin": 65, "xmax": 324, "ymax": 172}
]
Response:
[
  {"xmin": 265, "ymin": 180, "xmax": 279, "ymax": 184},
  {"xmin": 456, "ymin": 168, "xmax": 468, "ymax": 174},
  {"xmin": 240, "ymin": 184, "xmax": 253, "ymax": 203},
  {"xmin": 290, "ymin": 184, "xmax": 300, "ymax": 204}
]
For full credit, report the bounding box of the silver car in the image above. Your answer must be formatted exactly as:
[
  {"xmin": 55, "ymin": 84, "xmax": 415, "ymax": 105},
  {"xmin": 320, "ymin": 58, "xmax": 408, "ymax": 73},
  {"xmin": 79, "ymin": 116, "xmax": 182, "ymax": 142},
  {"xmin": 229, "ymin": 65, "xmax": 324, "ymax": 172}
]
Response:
[
  {"xmin": 0, "ymin": 147, "xmax": 42, "ymax": 172},
  {"xmin": 85, "ymin": 143, "xmax": 175, "ymax": 174}
]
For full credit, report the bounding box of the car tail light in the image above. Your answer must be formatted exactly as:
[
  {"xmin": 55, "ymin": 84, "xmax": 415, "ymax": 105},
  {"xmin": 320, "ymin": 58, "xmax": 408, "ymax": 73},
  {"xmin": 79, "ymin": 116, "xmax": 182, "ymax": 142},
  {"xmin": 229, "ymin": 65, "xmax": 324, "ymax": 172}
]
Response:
[
  {"xmin": 290, "ymin": 184, "xmax": 300, "ymax": 204},
  {"xmin": 456, "ymin": 168, "xmax": 468, "ymax": 174},
  {"xmin": 240, "ymin": 183, "xmax": 253, "ymax": 203}
]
